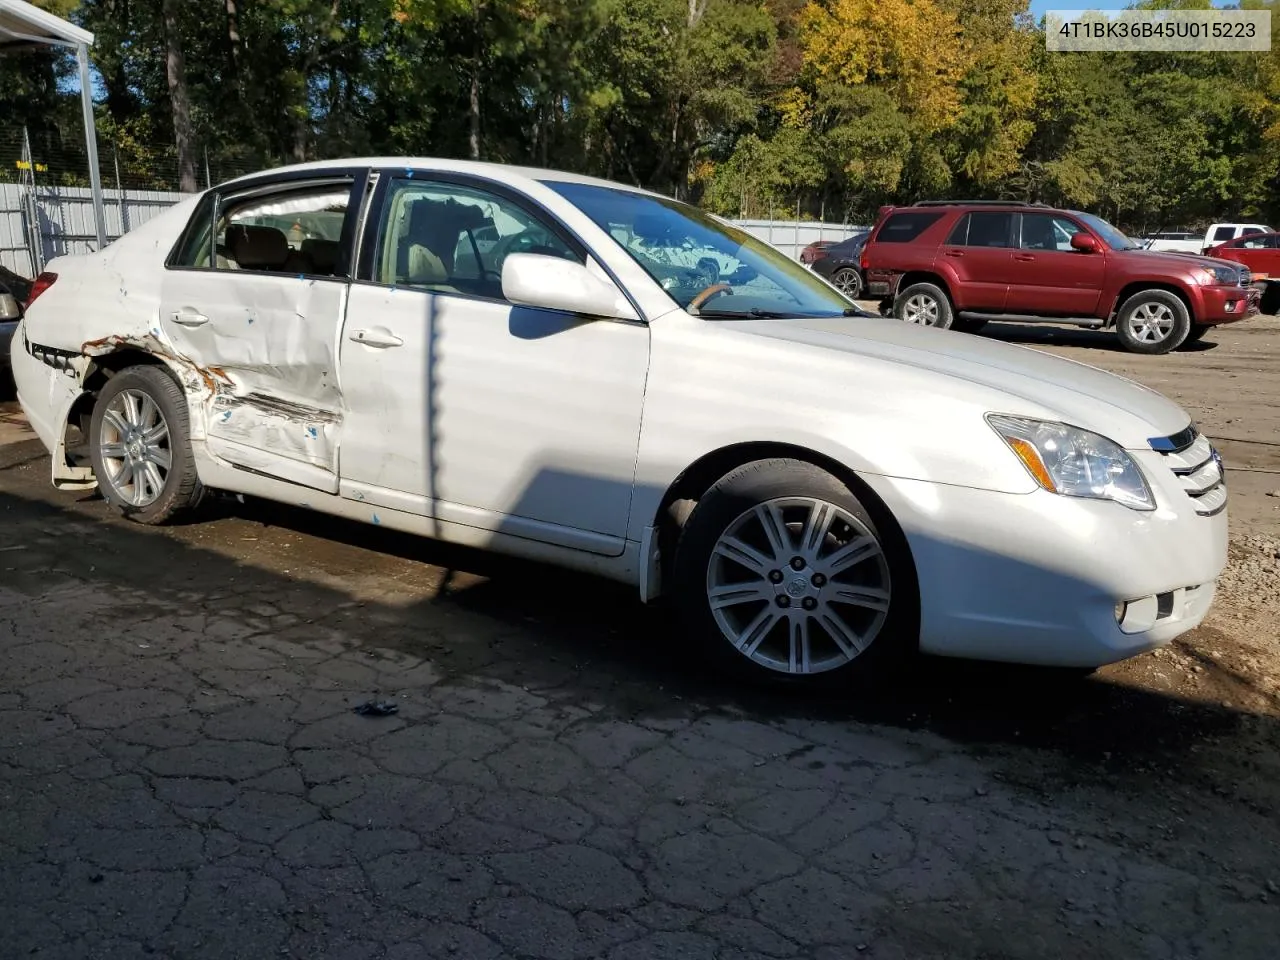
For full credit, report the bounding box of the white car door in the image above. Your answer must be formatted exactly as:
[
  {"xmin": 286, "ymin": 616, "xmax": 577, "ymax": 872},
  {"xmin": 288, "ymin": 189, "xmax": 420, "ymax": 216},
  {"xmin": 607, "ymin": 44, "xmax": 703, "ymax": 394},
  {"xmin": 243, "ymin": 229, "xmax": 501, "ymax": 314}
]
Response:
[
  {"xmin": 160, "ymin": 172, "xmax": 364, "ymax": 492},
  {"xmin": 339, "ymin": 173, "xmax": 650, "ymax": 556}
]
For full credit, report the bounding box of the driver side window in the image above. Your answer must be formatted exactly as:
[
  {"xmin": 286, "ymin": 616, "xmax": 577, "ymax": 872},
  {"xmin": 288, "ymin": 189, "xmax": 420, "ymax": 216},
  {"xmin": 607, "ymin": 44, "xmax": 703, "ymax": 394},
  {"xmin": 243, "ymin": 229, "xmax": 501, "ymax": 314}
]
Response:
[{"xmin": 373, "ymin": 178, "xmax": 580, "ymax": 300}]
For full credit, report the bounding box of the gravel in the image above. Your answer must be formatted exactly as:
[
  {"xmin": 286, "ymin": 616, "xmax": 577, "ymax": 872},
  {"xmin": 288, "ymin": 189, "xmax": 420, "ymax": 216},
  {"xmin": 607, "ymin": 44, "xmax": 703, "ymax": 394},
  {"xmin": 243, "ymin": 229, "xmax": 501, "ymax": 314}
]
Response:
[{"xmin": 1216, "ymin": 534, "xmax": 1280, "ymax": 613}]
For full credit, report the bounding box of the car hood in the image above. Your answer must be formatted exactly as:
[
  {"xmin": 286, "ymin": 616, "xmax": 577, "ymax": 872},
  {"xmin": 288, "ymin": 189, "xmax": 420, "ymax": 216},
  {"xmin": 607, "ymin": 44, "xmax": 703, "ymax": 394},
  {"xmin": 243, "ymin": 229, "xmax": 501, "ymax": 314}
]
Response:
[
  {"xmin": 1120, "ymin": 249, "xmax": 1230, "ymax": 272},
  {"xmin": 734, "ymin": 315, "xmax": 1191, "ymax": 447}
]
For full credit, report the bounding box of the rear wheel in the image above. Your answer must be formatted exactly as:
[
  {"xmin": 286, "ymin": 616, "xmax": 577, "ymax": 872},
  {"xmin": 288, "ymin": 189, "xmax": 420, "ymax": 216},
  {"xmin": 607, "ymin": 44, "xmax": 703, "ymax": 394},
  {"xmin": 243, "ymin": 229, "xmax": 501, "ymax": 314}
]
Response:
[
  {"xmin": 89, "ymin": 365, "xmax": 204, "ymax": 524},
  {"xmin": 672, "ymin": 459, "xmax": 913, "ymax": 686},
  {"xmin": 831, "ymin": 267, "xmax": 863, "ymax": 300},
  {"xmin": 1115, "ymin": 290, "xmax": 1190, "ymax": 354},
  {"xmin": 894, "ymin": 282, "xmax": 954, "ymax": 330}
]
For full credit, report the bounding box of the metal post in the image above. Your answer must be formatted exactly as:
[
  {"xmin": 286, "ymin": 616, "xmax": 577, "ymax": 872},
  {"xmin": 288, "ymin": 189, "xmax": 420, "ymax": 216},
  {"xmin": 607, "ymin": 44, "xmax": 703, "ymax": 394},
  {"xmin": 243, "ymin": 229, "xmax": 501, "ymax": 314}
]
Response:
[
  {"xmin": 76, "ymin": 43, "xmax": 107, "ymax": 250},
  {"xmin": 204, "ymin": 148, "xmax": 211, "ymax": 190},
  {"xmin": 114, "ymin": 143, "xmax": 129, "ymax": 234}
]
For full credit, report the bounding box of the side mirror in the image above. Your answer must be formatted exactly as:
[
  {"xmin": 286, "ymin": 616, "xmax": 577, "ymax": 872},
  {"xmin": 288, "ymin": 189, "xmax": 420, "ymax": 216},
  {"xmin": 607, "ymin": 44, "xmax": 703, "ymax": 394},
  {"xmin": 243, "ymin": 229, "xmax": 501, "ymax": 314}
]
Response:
[
  {"xmin": 0, "ymin": 289, "xmax": 22, "ymax": 322},
  {"xmin": 502, "ymin": 254, "xmax": 640, "ymax": 322},
  {"xmin": 1070, "ymin": 232, "xmax": 1099, "ymax": 253}
]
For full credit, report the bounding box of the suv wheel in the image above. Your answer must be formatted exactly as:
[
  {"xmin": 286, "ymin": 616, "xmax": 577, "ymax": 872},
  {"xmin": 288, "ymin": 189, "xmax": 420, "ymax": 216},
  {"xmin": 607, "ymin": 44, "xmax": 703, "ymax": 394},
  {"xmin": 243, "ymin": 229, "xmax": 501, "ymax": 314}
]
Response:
[
  {"xmin": 894, "ymin": 282, "xmax": 954, "ymax": 330},
  {"xmin": 831, "ymin": 267, "xmax": 863, "ymax": 300},
  {"xmin": 672, "ymin": 458, "xmax": 912, "ymax": 686},
  {"xmin": 1115, "ymin": 290, "xmax": 1190, "ymax": 354}
]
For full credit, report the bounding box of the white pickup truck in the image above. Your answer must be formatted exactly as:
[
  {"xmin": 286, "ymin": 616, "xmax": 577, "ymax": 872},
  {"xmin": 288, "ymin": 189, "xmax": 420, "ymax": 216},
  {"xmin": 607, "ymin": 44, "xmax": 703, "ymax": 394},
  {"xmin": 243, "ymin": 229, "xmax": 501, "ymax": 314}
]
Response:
[{"xmin": 1143, "ymin": 223, "xmax": 1272, "ymax": 254}]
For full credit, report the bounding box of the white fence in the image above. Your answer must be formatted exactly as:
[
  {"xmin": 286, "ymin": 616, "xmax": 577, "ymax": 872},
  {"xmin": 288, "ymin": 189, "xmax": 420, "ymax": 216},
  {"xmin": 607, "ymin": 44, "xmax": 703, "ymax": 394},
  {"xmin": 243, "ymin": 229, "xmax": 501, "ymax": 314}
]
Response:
[
  {"xmin": 0, "ymin": 183, "xmax": 185, "ymax": 278},
  {"xmin": 732, "ymin": 219, "xmax": 869, "ymax": 260},
  {"xmin": 0, "ymin": 183, "xmax": 865, "ymax": 280}
]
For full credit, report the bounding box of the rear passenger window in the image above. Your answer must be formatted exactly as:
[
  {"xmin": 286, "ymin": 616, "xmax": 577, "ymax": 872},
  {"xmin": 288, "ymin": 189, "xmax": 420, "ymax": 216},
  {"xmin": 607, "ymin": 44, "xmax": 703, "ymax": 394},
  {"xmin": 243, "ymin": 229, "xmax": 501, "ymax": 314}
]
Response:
[
  {"xmin": 946, "ymin": 216, "xmax": 970, "ymax": 245},
  {"xmin": 876, "ymin": 212, "xmax": 943, "ymax": 243},
  {"xmin": 213, "ymin": 181, "xmax": 353, "ymax": 276},
  {"xmin": 964, "ymin": 212, "xmax": 1014, "ymax": 248}
]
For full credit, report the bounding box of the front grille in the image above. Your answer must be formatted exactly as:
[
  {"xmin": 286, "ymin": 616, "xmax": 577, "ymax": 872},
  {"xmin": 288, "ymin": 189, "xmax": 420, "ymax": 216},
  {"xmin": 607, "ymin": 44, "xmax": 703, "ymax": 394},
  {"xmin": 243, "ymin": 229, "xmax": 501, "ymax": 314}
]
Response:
[{"xmin": 1149, "ymin": 427, "xmax": 1226, "ymax": 517}]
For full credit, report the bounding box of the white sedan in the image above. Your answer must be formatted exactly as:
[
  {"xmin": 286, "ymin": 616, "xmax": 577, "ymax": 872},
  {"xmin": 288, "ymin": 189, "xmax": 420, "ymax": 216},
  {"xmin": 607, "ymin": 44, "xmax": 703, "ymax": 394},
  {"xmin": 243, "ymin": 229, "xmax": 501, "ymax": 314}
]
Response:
[{"xmin": 10, "ymin": 158, "xmax": 1227, "ymax": 683}]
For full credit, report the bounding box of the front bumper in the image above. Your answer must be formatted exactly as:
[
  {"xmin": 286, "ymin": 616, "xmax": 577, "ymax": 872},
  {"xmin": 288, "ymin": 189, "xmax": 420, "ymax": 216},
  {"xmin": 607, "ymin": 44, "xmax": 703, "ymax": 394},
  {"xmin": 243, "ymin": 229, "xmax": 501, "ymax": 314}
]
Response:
[
  {"xmin": 1196, "ymin": 284, "xmax": 1259, "ymax": 325},
  {"xmin": 861, "ymin": 459, "xmax": 1228, "ymax": 668}
]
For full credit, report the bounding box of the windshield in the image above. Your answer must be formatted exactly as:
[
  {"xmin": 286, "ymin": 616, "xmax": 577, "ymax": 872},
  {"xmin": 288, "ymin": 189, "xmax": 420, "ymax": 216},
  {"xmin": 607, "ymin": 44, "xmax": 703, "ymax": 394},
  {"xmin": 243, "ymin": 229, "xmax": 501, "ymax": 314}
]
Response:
[
  {"xmin": 1075, "ymin": 212, "xmax": 1140, "ymax": 251},
  {"xmin": 544, "ymin": 181, "xmax": 859, "ymax": 318}
]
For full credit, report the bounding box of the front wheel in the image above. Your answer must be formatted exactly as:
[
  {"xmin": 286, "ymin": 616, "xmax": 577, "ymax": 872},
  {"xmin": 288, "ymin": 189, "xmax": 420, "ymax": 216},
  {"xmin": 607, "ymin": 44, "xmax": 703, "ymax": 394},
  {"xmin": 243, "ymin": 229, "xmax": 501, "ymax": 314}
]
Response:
[
  {"xmin": 1115, "ymin": 290, "xmax": 1190, "ymax": 354},
  {"xmin": 89, "ymin": 365, "xmax": 204, "ymax": 524},
  {"xmin": 894, "ymin": 282, "xmax": 954, "ymax": 329},
  {"xmin": 672, "ymin": 459, "xmax": 912, "ymax": 685}
]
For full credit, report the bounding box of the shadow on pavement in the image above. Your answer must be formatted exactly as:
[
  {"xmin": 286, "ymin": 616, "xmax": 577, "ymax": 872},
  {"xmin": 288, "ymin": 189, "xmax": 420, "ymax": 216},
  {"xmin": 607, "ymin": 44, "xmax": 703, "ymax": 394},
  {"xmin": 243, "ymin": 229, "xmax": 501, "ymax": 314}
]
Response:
[
  {"xmin": 0, "ymin": 478, "xmax": 1267, "ymax": 781},
  {"xmin": 978, "ymin": 322, "xmax": 1219, "ymax": 353}
]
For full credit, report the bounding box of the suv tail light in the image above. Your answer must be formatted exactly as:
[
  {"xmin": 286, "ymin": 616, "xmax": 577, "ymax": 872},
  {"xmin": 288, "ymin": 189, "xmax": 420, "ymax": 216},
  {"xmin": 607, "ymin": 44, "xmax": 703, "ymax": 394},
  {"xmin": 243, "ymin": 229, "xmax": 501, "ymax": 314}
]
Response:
[
  {"xmin": 25, "ymin": 272, "xmax": 57, "ymax": 308},
  {"xmin": 860, "ymin": 250, "xmax": 870, "ymax": 270}
]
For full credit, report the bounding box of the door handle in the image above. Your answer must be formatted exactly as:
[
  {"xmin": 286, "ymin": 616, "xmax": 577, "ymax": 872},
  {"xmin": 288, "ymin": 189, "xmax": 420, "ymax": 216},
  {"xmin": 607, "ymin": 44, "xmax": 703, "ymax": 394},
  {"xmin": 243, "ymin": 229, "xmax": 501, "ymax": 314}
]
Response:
[
  {"xmin": 1013, "ymin": 254, "xmax": 1035, "ymax": 262},
  {"xmin": 172, "ymin": 308, "xmax": 209, "ymax": 326},
  {"xmin": 944, "ymin": 249, "xmax": 965, "ymax": 258},
  {"xmin": 349, "ymin": 328, "xmax": 404, "ymax": 348}
]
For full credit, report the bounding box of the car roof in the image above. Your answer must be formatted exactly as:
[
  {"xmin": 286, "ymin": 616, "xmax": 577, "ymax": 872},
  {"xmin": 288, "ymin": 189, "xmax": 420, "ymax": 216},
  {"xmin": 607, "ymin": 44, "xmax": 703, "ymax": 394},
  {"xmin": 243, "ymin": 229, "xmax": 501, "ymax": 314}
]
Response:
[{"xmin": 220, "ymin": 157, "xmax": 666, "ymax": 200}]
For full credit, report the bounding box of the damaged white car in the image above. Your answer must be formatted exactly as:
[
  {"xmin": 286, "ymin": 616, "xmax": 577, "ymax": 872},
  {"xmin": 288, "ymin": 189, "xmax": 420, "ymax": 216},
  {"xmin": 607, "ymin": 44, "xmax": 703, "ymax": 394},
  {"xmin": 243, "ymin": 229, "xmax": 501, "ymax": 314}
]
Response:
[{"xmin": 11, "ymin": 159, "xmax": 1227, "ymax": 682}]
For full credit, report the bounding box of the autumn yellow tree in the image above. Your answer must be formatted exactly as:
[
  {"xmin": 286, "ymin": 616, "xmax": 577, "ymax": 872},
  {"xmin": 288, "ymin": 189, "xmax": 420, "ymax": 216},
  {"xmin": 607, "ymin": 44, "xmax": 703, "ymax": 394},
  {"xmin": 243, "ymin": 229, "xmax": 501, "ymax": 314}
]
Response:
[{"xmin": 795, "ymin": 0, "xmax": 966, "ymax": 134}]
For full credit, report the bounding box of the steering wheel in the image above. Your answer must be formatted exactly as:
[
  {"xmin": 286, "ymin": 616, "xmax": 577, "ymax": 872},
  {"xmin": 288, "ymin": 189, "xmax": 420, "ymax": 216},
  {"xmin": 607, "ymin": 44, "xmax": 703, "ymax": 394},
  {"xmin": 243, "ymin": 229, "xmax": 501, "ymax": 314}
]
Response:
[{"xmin": 688, "ymin": 283, "xmax": 733, "ymax": 313}]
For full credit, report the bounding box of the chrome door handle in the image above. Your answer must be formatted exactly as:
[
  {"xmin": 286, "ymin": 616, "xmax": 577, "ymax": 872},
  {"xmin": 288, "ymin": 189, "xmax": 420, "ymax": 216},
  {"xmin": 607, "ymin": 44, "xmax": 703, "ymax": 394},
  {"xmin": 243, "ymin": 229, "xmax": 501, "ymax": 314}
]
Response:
[
  {"xmin": 172, "ymin": 308, "xmax": 209, "ymax": 326},
  {"xmin": 349, "ymin": 328, "xmax": 404, "ymax": 348}
]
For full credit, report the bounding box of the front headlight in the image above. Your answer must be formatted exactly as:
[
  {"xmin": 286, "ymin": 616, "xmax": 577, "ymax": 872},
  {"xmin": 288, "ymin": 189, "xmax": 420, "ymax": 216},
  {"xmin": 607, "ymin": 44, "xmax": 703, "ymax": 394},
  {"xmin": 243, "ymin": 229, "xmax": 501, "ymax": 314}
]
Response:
[
  {"xmin": 1195, "ymin": 264, "xmax": 1240, "ymax": 285},
  {"xmin": 987, "ymin": 415, "xmax": 1155, "ymax": 511}
]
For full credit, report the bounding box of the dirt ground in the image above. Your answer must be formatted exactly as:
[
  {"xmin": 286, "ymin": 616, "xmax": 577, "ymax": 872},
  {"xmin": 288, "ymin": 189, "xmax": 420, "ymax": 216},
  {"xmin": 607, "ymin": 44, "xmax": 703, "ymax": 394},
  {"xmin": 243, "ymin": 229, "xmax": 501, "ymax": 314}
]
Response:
[{"xmin": 1, "ymin": 312, "xmax": 1278, "ymax": 959}]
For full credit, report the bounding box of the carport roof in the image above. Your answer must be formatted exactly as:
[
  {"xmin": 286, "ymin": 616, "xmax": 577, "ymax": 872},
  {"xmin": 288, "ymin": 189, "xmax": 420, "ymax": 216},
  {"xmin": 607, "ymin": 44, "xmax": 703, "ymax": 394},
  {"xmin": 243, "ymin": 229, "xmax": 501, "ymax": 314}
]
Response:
[{"xmin": 0, "ymin": 0, "xmax": 93, "ymax": 52}]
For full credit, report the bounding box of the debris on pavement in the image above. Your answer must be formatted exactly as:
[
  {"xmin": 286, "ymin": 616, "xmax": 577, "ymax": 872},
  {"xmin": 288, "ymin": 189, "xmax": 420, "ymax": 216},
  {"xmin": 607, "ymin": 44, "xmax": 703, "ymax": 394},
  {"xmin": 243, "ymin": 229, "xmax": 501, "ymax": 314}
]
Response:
[{"xmin": 352, "ymin": 699, "xmax": 399, "ymax": 717}]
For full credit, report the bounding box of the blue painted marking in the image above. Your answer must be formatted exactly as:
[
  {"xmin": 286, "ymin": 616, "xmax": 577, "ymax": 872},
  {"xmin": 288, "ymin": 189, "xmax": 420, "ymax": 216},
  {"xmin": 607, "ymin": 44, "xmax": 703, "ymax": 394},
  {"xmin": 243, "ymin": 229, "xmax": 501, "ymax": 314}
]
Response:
[
  {"xmin": 219, "ymin": 410, "xmax": 232, "ymax": 422},
  {"xmin": 306, "ymin": 426, "xmax": 318, "ymax": 439},
  {"xmin": 372, "ymin": 513, "xmax": 381, "ymax": 525},
  {"xmin": 405, "ymin": 169, "xmax": 414, "ymax": 178}
]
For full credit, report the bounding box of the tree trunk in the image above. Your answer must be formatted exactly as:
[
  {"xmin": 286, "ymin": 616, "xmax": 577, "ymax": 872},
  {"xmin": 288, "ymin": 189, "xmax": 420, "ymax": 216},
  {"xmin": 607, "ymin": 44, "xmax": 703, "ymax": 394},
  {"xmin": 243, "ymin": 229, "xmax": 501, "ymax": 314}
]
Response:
[
  {"xmin": 468, "ymin": 62, "xmax": 481, "ymax": 160},
  {"xmin": 161, "ymin": 0, "xmax": 198, "ymax": 193},
  {"xmin": 225, "ymin": 0, "xmax": 242, "ymax": 88}
]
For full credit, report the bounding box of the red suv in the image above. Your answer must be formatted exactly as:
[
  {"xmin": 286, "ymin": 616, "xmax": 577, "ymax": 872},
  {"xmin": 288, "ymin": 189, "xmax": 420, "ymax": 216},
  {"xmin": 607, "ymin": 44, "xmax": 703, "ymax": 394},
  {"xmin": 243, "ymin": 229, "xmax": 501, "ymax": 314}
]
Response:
[{"xmin": 861, "ymin": 201, "xmax": 1259, "ymax": 354}]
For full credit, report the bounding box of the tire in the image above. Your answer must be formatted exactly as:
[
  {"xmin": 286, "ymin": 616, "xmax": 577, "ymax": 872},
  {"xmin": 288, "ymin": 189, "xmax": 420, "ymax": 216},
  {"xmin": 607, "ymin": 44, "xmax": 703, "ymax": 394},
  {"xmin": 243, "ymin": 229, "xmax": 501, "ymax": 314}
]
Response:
[
  {"xmin": 831, "ymin": 266, "xmax": 863, "ymax": 300},
  {"xmin": 89, "ymin": 364, "xmax": 204, "ymax": 524},
  {"xmin": 672, "ymin": 458, "xmax": 914, "ymax": 686},
  {"xmin": 894, "ymin": 282, "xmax": 954, "ymax": 330},
  {"xmin": 1115, "ymin": 289, "xmax": 1191, "ymax": 354},
  {"xmin": 952, "ymin": 316, "xmax": 989, "ymax": 335},
  {"xmin": 1182, "ymin": 322, "xmax": 1212, "ymax": 346}
]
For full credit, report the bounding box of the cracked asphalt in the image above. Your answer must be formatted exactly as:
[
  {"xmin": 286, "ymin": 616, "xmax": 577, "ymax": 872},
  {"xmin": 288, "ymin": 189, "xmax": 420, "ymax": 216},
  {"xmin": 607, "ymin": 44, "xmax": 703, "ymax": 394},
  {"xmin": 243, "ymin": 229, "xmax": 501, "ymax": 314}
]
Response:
[{"xmin": 3, "ymin": 334, "xmax": 1280, "ymax": 958}]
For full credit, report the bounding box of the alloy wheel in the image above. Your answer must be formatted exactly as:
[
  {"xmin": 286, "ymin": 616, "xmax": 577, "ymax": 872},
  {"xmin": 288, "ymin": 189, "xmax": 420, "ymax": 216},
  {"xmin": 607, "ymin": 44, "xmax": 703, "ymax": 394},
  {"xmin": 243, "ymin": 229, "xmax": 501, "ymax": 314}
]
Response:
[
  {"xmin": 705, "ymin": 497, "xmax": 891, "ymax": 675},
  {"xmin": 832, "ymin": 267, "xmax": 862, "ymax": 299},
  {"xmin": 902, "ymin": 294, "xmax": 941, "ymax": 325},
  {"xmin": 98, "ymin": 389, "xmax": 172, "ymax": 507},
  {"xmin": 1126, "ymin": 302, "xmax": 1176, "ymax": 343}
]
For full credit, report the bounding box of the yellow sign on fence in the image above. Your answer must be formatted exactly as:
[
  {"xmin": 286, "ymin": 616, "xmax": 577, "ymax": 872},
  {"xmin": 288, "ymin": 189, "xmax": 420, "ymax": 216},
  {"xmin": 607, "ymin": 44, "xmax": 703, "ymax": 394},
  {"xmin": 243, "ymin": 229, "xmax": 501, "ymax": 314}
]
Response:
[{"xmin": 14, "ymin": 160, "xmax": 48, "ymax": 172}]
